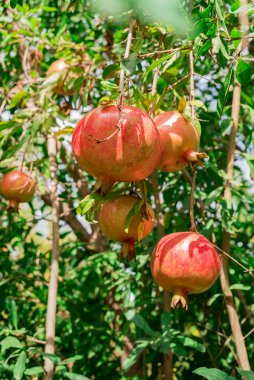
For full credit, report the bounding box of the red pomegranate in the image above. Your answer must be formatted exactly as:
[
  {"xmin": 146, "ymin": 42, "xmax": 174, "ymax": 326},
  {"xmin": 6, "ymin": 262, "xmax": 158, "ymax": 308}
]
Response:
[
  {"xmin": 99, "ymin": 195, "xmax": 155, "ymax": 260},
  {"xmin": 150, "ymin": 232, "xmax": 221, "ymax": 309},
  {"xmin": 154, "ymin": 111, "xmax": 206, "ymax": 172},
  {"xmin": 72, "ymin": 105, "xmax": 161, "ymax": 193},
  {"xmin": 0, "ymin": 170, "xmax": 35, "ymax": 210}
]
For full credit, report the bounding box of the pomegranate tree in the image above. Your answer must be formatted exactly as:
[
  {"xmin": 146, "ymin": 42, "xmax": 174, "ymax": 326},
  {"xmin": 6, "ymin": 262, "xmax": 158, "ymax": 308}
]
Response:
[
  {"xmin": 150, "ymin": 232, "xmax": 221, "ymax": 309},
  {"xmin": 154, "ymin": 111, "xmax": 206, "ymax": 172},
  {"xmin": 0, "ymin": 170, "xmax": 35, "ymax": 210},
  {"xmin": 72, "ymin": 105, "xmax": 161, "ymax": 194},
  {"xmin": 99, "ymin": 195, "xmax": 155, "ymax": 260}
]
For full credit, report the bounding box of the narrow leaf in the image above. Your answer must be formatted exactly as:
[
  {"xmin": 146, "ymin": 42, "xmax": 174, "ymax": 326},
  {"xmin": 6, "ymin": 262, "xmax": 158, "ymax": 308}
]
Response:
[
  {"xmin": 236, "ymin": 59, "xmax": 253, "ymax": 86},
  {"xmin": 193, "ymin": 367, "xmax": 236, "ymax": 380},
  {"xmin": 102, "ymin": 64, "xmax": 120, "ymax": 79},
  {"xmin": 217, "ymin": 69, "xmax": 233, "ymax": 117},
  {"xmin": 14, "ymin": 351, "xmax": 27, "ymax": 380},
  {"xmin": 24, "ymin": 367, "xmax": 44, "ymax": 375}
]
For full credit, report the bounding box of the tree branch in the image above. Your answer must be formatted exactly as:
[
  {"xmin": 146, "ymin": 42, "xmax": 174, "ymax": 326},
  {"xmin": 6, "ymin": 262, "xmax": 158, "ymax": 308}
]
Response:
[{"xmin": 220, "ymin": 0, "xmax": 251, "ymax": 370}]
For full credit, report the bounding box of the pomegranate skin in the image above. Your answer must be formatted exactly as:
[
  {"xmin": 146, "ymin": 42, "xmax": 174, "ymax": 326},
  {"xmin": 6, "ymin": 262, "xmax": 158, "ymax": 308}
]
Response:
[
  {"xmin": 0, "ymin": 170, "xmax": 35, "ymax": 209},
  {"xmin": 150, "ymin": 232, "xmax": 221, "ymax": 309},
  {"xmin": 154, "ymin": 111, "xmax": 200, "ymax": 172},
  {"xmin": 72, "ymin": 105, "xmax": 161, "ymax": 188},
  {"xmin": 47, "ymin": 58, "xmax": 69, "ymax": 77},
  {"xmin": 99, "ymin": 195, "xmax": 155, "ymax": 260}
]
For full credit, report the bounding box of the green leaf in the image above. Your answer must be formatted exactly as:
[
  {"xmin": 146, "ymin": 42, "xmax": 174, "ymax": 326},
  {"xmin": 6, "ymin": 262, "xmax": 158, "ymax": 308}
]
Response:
[
  {"xmin": 207, "ymin": 293, "xmax": 222, "ymax": 306},
  {"xmin": 102, "ymin": 64, "xmax": 120, "ymax": 79},
  {"xmin": 64, "ymin": 374, "xmax": 90, "ymax": 380},
  {"xmin": 1, "ymin": 336, "xmax": 22, "ymax": 350},
  {"xmin": 73, "ymin": 77, "xmax": 84, "ymax": 92},
  {"xmin": 9, "ymin": 91, "xmax": 30, "ymax": 109},
  {"xmin": 193, "ymin": 367, "xmax": 236, "ymax": 380},
  {"xmin": 217, "ymin": 69, "xmax": 233, "ymax": 117},
  {"xmin": 121, "ymin": 53, "xmax": 138, "ymax": 75},
  {"xmin": 230, "ymin": 284, "xmax": 251, "ymax": 291},
  {"xmin": 0, "ymin": 121, "xmax": 20, "ymax": 132},
  {"xmin": 236, "ymin": 59, "xmax": 253, "ymax": 86},
  {"xmin": 237, "ymin": 368, "xmax": 254, "ymax": 380},
  {"xmin": 126, "ymin": 312, "xmax": 160, "ymax": 337},
  {"xmin": 0, "ymin": 157, "xmax": 16, "ymax": 169},
  {"xmin": 194, "ymin": 120, "xmax": 202, "ymax": 137},
  {"xmin": 181, "ymin": 337, "xmax": 205, "ymax": 353},
  {"xmin": 124, "ymin": 199, "xmax": 143, "ymax": 233},
  {"xmin": 122, "ymin": 341, "xmax": 148, "ymax": 372},
  {"xmin": 62, "ymin": 355, "xmax": 83, "ymax": 364},
  {"xmin": 24, "ymin": 367, "xmax": 44, "ymax": 375},
  {"xmin": 10, "ymin": 300, "xmax": 18, "ymax": 330},
  {"xmin": 14, "ymin": 351, "xmax": 27, "ymax": 380},
  {"xmin": 100, "ymin": 80, "xmax": 118, "ymax": 91},
  {"xmin": 142, "ymin": 53, "xmax": 173, "ymax": 82},
  {"xmin": 190, "ymin": 100, "xmax": 207, "ymax": 111},
  {"xmin": 10, "ymin": 0, "xmax": 18, "ymax": 8}
]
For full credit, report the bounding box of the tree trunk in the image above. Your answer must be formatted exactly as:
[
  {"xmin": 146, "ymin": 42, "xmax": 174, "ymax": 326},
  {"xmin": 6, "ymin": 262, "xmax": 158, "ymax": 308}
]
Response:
[{"xmin": 44, "ymin": 134, "xmax": 60, "ymax": 379}]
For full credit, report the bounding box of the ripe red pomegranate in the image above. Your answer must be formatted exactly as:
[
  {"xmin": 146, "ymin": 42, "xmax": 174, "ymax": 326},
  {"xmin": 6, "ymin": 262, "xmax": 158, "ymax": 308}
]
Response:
[
  {"xmin": 150, "ymin": 232, "xmax": 221, "ymax": 309},
  {"xmin": 99, "ymin": 195, "xmax": 155, "ymax": 260},
  {"xmin": 72, "ymin": 105, "xmax": 161, "ymax": 194},
  {"xmin": 154, "ymin": 111, "xmax": 206, "ymax": 172},
  {"xmin": 0, "ymin": 170, "xmax": 35, "ymax": 210}
]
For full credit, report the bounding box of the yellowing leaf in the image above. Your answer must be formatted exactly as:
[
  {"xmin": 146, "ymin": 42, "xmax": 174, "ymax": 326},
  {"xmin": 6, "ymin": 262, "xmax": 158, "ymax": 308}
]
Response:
[{"xmin": 54, "ymin": 127, "xmax": 74, "ymax": 137}]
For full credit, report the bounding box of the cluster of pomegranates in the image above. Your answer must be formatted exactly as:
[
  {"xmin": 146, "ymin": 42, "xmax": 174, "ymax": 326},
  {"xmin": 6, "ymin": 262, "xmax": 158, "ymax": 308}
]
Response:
[
  {"xmin": 71, "ymin": 102, "xmax": 221, "ymax": 309},
  {"xmin": 0, "ymin": 58, "xmax": 221, "ymax": 309}
]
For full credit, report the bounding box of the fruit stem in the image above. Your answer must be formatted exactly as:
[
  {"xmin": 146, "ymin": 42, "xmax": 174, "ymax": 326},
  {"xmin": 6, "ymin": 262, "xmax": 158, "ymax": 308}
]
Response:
[
  {"xmin": 121, "ymin": 241, "xmax": 136, "ymax": 262},
  {"xmin": 94, "ymin": 176, "xmax": 115, "ymax": 196},
  {"xmin": 8, "ymin": 199, "xmax": 19, "ymax": 212},
  {"xmin": 171, "ymin": 288, "xmax": 188, "ymax": 310}
]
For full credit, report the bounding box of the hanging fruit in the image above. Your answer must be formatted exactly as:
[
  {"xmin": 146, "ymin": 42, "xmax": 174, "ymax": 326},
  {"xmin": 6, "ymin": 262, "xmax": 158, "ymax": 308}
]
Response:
[
  {"xmin": 154, "ymin": 111, "xmax": 206, "ymax": 172},
  {"xmin": 150, "ymin": 232, "xmax": 221, "ymax": 309},
  {"xmin": 0, "ymin": 170, "xmax": 35, "ymax": 210},
  {"xmin": 72, "ymin": 105, "xmax": 161, "ymax": 194},
  {"xmin": 99, "ymin": 195, "xmax": 155, "ymax": 260}
]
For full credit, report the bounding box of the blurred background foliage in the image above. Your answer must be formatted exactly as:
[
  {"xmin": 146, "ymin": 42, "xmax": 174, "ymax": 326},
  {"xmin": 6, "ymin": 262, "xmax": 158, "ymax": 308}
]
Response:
[{"xmin": 0, "ymin": 0, "xmax": 253, "ymax": 379}]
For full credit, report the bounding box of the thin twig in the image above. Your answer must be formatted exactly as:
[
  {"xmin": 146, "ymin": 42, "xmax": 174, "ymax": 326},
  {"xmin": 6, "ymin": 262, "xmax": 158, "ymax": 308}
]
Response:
[
  {"xmin": 213, "ymin": 244, "xmax": 254, "ymax": 278},
  {"xmin": 119, "ymin": 16, "xmax": 135, "ymax": 105},
  {"xmin": 189, "ymin": 164, "xmax": 198, "ymax": 232},
  {"xmin": 137, "ymin": 46, "xmax": 192, "ymax": 58}
]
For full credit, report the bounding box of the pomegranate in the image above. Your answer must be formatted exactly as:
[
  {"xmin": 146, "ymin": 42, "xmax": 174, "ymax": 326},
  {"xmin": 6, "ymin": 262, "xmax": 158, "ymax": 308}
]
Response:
[
  {"xmin": 150, "ymin": 232, "xmax": 221, "ymax": 309},
  {"xmin": 0, "ymin": 170, "xmax": 35, "ymax": 210},
  {"xmin": 47, "ymin": 58, "xmax": 69, "ymax": 77},
  {"xmin": 46, "ymin": 58, "xmax": 73, "ymax": 95},
  {"xmin": 72, "ymin": 105, "xmax": 161, "ymax": 194},
  {"xmin": 99, "ymin": 195, "xmax": 155, "ymax": 260},
  {"xmin": 154, "ymin": 111, "xmax": 206, "ymax": 172}
]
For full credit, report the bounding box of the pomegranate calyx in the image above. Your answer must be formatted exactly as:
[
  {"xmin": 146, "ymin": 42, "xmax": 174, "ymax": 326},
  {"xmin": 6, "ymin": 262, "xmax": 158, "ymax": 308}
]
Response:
[
  {"xmin": 94, "ymin": 176, "xmax": 115, "ymax": 196},
  {"xmin": 8, "ymin": 199, "xmax": 20, "ymax": 212},
  {"xmin": 121, "ymin": 241, "xmax": 136, "ymax": 262},
  {"xmin": 184, "ymin": 150, "xmax": 208, "ymax": 163},
  {"xmin": 171, "ymin": 289, "xmax": 188, "ymax": 310}
]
